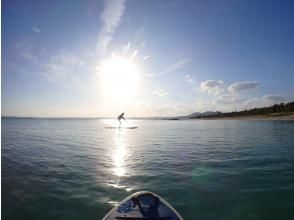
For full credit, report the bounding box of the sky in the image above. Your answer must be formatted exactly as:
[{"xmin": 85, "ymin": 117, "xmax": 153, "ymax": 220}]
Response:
[{"xmin": 2, "ymin": 0, "xmax": 294, "ymax": 117}]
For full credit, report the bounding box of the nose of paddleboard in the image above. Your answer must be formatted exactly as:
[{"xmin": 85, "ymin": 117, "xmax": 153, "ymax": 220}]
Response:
[{"xmin": 102, "ymin": 191, "xmax": 183, "ymax": 220}]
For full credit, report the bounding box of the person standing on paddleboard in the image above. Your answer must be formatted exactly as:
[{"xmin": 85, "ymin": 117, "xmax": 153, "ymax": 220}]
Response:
[{"xmin": 118, "ymin": 113, "xmax": 126, "ymax": 127}]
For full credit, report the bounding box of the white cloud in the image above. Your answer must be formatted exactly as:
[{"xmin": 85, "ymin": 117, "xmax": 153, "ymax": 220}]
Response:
[
  {"xmin": 185, "ymin": 74, "xmax": 195, "ymax": 85},
  {"xmin": 97, "ymin": 0, "xmax": 126, "ymax": 56},
  {"xmin": 145, "ymin": 73, "xmax": 154, "ymax": 77},
  {"xmin": 211, "ymin": 94, "xmax": 285, "ymax": 112},
  {"xmin": 228, "ymin": 81, "xmax": 259, "ymax": 93},
  {"xmin": 140, "ymin": 40, "xmax": 145, "ymax": 48},
  {"xmin": 243, "ymin": 95, "xmax": 285, "ymax": 110},
  {"xmin": 200, "ymin": 80, "xmax": 224, "ymax": 95},
  {"xmin": 100, "ymin": 0, "xmax": 126, "ymax": 33},
  {"xmin": 159, "ymin": 58, "xmax": 190, "ymax": 75},
  {"xmin": 242, "ymin": 97, "xmax": 262, "ymax": 109},
  {"xmin": 263, "ymin": 95, "xmax": 284, "ymax": 103},
  {"xmin": 129, "ymin": 49, "xmax": 138, "ymax": 60},
  {"xmin": 213, "ymin": 94, "xmax": 247, "ymax": 105},
  {"xmin": 17, "ymin": 45, "xmax": 93, "ymax": 87},
  {"xmin": 123, "ymin": 42, "xmax": 131, "ymax": 54},
  {"xmin": 20, "ymin": 51, "xmax": 38, "ymax": 64},
  {"xmin": 193, "ymin": 100, "xmax": 216, "ymax": 112},
  {"xmin": 32, "ymin": 26, "xmax": 40, "ymax": 33},
  {"xmin": 152, "ymin": 87, "xmax": 168, "ymax": 96},
  {"xmin": 143, "ymin": 55, "xmax": 149, "ymax": 60},
  {"xmin": 41, "ymin": 51, "xmax": 88, "ymax": 87}
]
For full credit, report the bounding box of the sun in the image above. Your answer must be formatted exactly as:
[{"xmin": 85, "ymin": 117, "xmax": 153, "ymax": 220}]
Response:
[{"xmin": 98, "ymin": 56, "xmax": 141, "ymax": 100}]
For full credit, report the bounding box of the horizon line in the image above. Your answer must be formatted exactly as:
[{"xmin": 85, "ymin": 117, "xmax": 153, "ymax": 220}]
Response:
[{"xmin": 2, "ymin": 101, "xmax": 292, "ymax": 119}]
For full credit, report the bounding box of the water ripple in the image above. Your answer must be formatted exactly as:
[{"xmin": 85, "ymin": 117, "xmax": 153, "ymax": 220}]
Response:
[{"xmin": 2, "ymin": 119, "xmax": 294, "ymax": 220}]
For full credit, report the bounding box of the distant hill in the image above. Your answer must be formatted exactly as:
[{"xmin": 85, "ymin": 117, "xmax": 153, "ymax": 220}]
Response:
[
  {"xmin": 188, "ymin": 112, "xmax": 201, "ymax": 117},
  {"xmin": 188, "ymin": 111, "xmax": 218, "ymax": 118},
  {"xmin": 189, "ymin": 101, "xmax": 294, "ymax": 119}
]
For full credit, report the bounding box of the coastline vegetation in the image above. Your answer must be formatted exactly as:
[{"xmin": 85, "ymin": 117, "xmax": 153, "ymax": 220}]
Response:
[{"xmin": 189, "ymin": 101, "xmax": 294, "ymax": 119}]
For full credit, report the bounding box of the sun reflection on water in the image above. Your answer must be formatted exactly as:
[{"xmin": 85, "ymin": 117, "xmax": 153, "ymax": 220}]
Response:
[
  {"xmin": 112, "ymin": 129, "xmax": 128, "ymax": 177},
  {"xmin": 103, "ymin": 119, "xmax": 135, "ymax": 193}
]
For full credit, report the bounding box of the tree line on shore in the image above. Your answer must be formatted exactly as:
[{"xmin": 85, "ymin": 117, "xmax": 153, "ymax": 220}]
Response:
[{"xmin": 190, "ymin": 101, "xmax": 294, "ymax": 119}]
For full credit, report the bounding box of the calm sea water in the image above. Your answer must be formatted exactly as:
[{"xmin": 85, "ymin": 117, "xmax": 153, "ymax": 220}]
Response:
[{"xmin": 2, "ymin": 118, "xmax": 294, "ymax": 220}]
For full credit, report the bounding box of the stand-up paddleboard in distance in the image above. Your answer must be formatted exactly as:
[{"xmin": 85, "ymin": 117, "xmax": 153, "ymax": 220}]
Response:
[
  {"xmin": 102, "ymin": 191, "xmax": 183, "ymax": 220},
  {"xmin": 104, "ymin": 126, "xmax": 138, "ymax": 129},
  {"xmin": 105, "ymin": 113, "xmax": 138, "ymax": 129}
]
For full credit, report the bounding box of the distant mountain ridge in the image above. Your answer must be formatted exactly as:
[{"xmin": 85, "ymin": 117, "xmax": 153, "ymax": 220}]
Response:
[{"xmin": 188, "ymin": 111, "xmax": 218, "ymax": 118}]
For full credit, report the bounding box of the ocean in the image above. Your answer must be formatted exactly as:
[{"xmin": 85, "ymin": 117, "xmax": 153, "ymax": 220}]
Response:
[{"xmin": 2, "ymin": 118, "xmax": 294, "ymax": 220}]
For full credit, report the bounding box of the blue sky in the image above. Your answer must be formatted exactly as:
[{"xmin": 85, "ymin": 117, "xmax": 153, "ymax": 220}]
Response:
[{"xmin": 2, "ymin": 0, "xmax": 294, "ymax": 117}]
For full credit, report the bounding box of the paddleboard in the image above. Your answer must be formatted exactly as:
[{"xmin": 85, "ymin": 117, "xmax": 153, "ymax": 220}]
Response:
[
  {"xmin": 102, "ymin": 191, "xmax": 183, "ymax": 220},
  {"xmin": 105, "ymin": 126, "xmax": 138, "ymax": 129}
]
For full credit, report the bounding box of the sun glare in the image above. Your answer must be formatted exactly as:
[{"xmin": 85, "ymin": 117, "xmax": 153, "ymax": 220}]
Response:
[{"xmin": 98, "ymin": 56, "xmax": 140, "ymax": 100}]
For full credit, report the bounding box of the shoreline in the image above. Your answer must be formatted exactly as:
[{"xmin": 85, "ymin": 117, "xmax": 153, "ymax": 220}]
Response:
[
  {"xmin": 196, "ymin": 114, "xmax": 294, "ymax": 120},
  {"xmin": 2, "ymin": 113, "xmax": 294, "ymax": 121}
]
